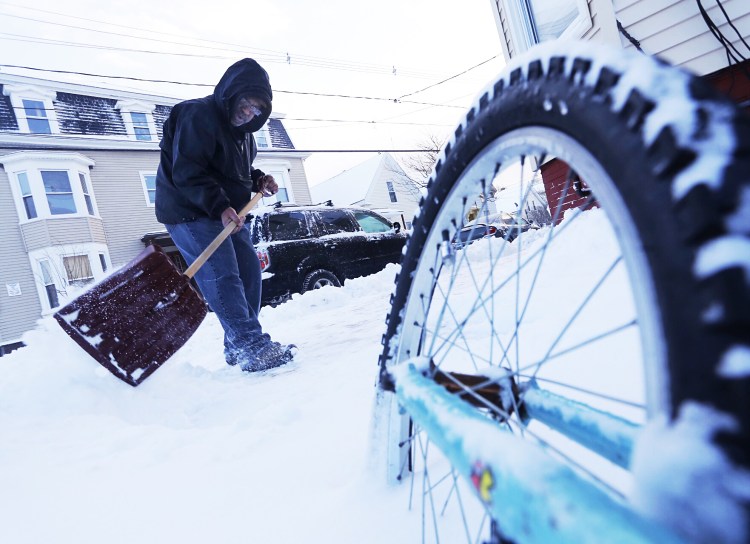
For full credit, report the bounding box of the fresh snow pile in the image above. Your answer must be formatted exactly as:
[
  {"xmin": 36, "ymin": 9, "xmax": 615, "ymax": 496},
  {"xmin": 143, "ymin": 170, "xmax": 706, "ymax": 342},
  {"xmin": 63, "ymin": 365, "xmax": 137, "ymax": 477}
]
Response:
[
  {"xmin": 0, "ymin": 209, "xmax": 746, "ymax": 543},
  {"xmin": 0, "ymin": 265, "xmax": 419, "ymax": 543}
]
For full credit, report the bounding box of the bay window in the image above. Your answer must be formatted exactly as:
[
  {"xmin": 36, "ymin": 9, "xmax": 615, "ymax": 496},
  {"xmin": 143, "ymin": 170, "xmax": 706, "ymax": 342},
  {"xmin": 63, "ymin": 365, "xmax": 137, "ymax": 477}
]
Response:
[{"xmin": 1, "ymin": 152, "xmax": 97, "ymax": 221}]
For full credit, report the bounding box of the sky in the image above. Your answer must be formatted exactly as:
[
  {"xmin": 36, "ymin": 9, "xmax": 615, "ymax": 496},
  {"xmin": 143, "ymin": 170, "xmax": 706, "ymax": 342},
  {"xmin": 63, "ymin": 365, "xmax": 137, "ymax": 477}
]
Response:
[
  {"xmin": 0, "ymin": 208, "xmax": 747, "ymax": 543},
  {"xmin": 0, "ymin": 0, "xmax": 505, "ymax": 184}
]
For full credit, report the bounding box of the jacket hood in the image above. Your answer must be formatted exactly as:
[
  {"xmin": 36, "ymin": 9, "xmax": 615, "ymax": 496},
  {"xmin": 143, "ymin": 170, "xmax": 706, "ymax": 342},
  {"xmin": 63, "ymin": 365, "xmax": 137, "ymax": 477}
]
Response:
[{"xmin": 213, "ymin": 58, "xmax": 273, "ymax": 133}]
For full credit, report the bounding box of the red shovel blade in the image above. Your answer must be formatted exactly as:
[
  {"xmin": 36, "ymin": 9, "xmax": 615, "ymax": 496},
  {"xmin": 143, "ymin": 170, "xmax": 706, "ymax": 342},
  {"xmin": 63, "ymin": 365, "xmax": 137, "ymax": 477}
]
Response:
[{"xmin": 54, "ymin": 244, "xmax": 207, "ymax": 386}]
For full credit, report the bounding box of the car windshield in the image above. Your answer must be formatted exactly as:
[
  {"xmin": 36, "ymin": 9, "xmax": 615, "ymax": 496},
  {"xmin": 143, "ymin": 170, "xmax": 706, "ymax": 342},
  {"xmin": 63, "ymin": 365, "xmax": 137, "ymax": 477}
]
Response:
[{"xmin": 353, "ymin": 211, "xmax": 392, "ymax": 233}]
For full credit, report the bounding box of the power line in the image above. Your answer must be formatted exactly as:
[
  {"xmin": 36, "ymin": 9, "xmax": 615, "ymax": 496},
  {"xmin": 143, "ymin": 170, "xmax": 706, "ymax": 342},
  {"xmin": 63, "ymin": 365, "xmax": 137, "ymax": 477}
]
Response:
[
  {"xmin": 398, "ymin": 55, "xmax": 499, "ymax": 100},
  {"xmin": 0, "ymin": 63, "xmax": 468, "ymax": 109},
  {"xmin": 0, "ymin": 132, "xmax": 439, "ymax": 153},
  {"xmin": 262, "ymin": 149, "xmax": 439, "ymax": 153},
  {"xmin": 0, "ymin": 6, "xmax": 443, "ymax": 79},
  {"xmin": 283, "ymin": 117, "xmax": 453, "ymax": 127}
]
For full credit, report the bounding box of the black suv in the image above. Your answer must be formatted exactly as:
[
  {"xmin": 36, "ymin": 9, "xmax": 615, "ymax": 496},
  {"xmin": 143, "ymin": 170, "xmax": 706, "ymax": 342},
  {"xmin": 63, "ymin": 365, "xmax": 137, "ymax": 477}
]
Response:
[{"xmin": 249, "ymin": 202, "xmax": 406, "ymax": 306}]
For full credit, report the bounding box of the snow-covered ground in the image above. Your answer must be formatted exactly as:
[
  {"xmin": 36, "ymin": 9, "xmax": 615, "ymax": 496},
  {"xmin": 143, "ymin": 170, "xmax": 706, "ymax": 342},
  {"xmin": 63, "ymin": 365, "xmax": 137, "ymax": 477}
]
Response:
[
  {"xmin": 0, "ymin": 262, "xmax": 421, "ymax": 543},
  {"xmin": 0, "ymin": 209, "xmax": 747, "ymax": 543}
]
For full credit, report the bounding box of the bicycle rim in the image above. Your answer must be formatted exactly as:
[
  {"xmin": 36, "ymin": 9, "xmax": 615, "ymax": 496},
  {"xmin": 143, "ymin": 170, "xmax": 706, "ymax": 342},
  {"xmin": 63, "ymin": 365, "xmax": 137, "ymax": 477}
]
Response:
[{"xmin": 377, "ymin": 41, "xmax": 750, "ymax": 543}]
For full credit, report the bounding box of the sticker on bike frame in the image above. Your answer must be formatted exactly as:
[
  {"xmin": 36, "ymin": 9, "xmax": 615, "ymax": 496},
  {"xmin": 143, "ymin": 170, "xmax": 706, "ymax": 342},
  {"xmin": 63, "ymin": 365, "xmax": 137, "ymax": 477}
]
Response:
[{"xmin": 470, "ymin": 461, "xmax": 495, "ymax": 504}]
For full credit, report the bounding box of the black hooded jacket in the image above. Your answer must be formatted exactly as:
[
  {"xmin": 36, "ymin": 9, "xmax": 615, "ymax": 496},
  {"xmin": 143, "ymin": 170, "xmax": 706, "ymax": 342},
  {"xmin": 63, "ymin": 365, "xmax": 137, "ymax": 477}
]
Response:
[{"xmin": 155, "ymin": 58, "xmax": 273, "ymax": 224}]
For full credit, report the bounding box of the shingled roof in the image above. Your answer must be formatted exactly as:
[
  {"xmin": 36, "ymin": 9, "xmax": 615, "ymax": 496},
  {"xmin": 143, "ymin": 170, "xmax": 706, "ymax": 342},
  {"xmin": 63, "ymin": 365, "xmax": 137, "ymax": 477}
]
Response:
[{"xmin": 0, "ymin": 79, "xmax": 296, "ymax": 149}]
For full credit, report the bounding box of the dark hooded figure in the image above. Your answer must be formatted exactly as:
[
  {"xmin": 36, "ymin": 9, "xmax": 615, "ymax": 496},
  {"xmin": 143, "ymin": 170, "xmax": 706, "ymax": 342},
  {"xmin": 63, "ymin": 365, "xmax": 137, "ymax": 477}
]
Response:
[{"xmin": 155, "ymin": 58, "xmax": 295, "ymax": 372}]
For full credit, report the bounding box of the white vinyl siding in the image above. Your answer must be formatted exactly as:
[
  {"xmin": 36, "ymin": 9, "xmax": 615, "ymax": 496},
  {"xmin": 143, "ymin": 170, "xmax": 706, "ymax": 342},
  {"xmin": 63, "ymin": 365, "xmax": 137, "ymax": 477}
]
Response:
[
  {"xmin": 255, "ymin": 157, "xmax": 313, "ymax": 206},
  {"xmin": 81, "ymin": 151, "xmax": 164, "ymax": 267},
  {"xmin": 614, "ymin": 0, "xmax": 750, "ymax": 76},
  {"xmin": 0, "ymin": 167, "xmax": 43, "ymax": 345}
]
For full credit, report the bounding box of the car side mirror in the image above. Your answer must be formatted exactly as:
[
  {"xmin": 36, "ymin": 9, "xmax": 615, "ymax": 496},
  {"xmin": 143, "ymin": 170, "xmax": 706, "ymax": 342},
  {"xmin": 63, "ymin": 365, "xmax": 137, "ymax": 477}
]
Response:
[{"xmin": 393, "ymin": 222, "xmax": 401, "ymax": 233}]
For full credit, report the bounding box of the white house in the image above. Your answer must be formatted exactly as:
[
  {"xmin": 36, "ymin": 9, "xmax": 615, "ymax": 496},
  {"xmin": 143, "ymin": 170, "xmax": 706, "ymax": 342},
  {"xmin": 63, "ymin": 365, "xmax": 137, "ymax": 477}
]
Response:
[
  {"xmin": 487, "ymin": 0, "xmax": 750, "ymax": 220},
  {"xmin": 310, "ymin": 153, "xmax": 421, "ymax": 229},
  {"xmin": 0, "ymin": 73, "xmax": 311, "ymax": 355}
]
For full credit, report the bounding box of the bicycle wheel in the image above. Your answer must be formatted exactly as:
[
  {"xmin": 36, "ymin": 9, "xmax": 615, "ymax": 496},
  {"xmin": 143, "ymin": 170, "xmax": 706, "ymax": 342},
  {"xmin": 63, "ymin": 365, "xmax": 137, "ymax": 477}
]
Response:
[{"xmin": 377, "ymin": 41, "xmax": 749, "ymax": 543}]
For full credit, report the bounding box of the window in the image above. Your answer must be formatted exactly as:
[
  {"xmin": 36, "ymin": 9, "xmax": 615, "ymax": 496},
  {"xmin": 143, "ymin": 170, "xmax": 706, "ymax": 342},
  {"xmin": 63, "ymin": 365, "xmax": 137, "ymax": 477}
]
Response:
[
  {"xmin": 78, "ymin": 173, "xmax": 95, "ymax": 215},
  {"xmin": 22, "ymin": 99, "xmax": 51, "ymax": 134},
  {"xmin": 1, "ymin": 152, "xmax": 97, "ymax": 221},
  {"xmin": 63, "ymin": 255, "xmax": 94, "ymax": 286},
  {"xmin": 276, "ymin": 187, "xmax": 289, "ymax": 202},
  {"xmin": 41, "ymin": 170, "xmax": 76, "ymax": 215},
  {"xmin": 131, "ymin": 112, "xmax": 152, "ymax": 141},
  {"xmin": 318, "ymin": 210, "xmax": 358, "ymax": 235},
  {"xmin": 2, "ymin": 85, "xmax": 59, "ymax": 133},
  {"xmin": 354, "ymin": 211, "xmax": 391, "ymax": 233},
  {"xmin": 267, "ymin": 211, "xmax": 312, "ymax": 241},
  {"xmin": 386, "ymin": 181, "xmax": 398, "ymax": 203},
  {"xmin": 141, "ymin": 173, "xmax": 156, "ymax": 205},
  {"xmin": 99, "ymin": 253, "xmax": 108, "ymax": 272},
  {"xmin": 17, "ymin": 172, "xmax": 37, "ymax": 219},
  {"xmin": 505, "ymin": 0, "xmax": 592, "ymax": 53},
  {"xmin": 115, "ymin": 100, "xmax": 157, "ymax": 142},
  {"xmin": 39, "ymin": 260, "xmax": 59, "ymax": 309},
  {"xmin": 256, "ymin": 126, "xmax": 269, "ymax": 148}
]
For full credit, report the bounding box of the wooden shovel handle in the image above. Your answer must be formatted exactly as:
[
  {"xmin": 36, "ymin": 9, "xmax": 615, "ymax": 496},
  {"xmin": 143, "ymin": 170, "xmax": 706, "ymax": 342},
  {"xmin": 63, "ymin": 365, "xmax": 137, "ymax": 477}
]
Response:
[{"xmin": 183, "ymin": 192, "xmax": 265, "ymax": 279}]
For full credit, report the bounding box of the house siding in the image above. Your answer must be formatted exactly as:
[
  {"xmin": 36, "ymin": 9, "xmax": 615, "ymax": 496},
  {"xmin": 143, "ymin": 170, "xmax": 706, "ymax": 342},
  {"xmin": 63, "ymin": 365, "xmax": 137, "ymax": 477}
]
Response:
[
  {"xmin": 0, "ymin": 167, "xmax": 42, "ymax": 345},
  {"xmin": 285, "ymin": 157, "xmax": 312, "ymax": 204},
  {"xmin": 364, "ymin": 158, "xmax": 420, "ymax": 224},
  {"xmin": 541, "ymin": 158, "xmax": 598, "ymax": 224},
  {"xmin": 20, "ymin": 217, "xmax": 107, "ymax": 252},
  {"xmin": 614, "ymin": 0, "xmax": 750, "ymax": 76},
  {"xmin": 82, "ymin": 150, "xmax": 164, "ymax": 267}
]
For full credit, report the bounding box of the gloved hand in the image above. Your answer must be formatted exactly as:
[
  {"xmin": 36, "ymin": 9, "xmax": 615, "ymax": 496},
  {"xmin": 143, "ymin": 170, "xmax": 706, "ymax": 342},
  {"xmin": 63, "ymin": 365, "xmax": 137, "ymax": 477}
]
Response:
[
  {"xmin": 257, "ymin": 174, "xmax": 279, "ymax": 197},
  {"xmin": 221, "ymin": 207, "xmax": 245, "ymax": 234}
]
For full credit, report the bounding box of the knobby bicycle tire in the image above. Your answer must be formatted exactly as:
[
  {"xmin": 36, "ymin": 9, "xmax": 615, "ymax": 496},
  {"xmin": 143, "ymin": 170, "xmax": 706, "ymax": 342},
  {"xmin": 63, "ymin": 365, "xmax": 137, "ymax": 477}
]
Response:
[{"xmin": 377, "ymin": 41, "xmax": 749, "ymax": 543}]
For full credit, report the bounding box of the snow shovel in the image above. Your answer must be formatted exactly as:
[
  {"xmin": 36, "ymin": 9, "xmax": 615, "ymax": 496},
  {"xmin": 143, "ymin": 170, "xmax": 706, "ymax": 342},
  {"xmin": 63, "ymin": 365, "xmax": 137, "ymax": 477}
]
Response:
[{"xmin": 54, "ymin": 193, "xmax": 264, "ymax": 387}]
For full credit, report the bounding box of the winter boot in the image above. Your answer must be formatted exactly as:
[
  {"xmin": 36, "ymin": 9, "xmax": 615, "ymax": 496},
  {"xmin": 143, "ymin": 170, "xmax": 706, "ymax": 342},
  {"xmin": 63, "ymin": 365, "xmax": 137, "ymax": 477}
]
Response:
[{"xmin": 240, "ymin": 335, "xmax": 296, "ymax": 372}]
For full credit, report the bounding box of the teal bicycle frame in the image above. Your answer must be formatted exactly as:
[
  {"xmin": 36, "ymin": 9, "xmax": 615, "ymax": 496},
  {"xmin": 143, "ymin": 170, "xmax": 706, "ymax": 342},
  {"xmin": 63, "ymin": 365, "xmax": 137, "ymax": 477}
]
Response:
[{"xmin": 392, "ymin": 362, "xmax": 688, "ymax": 544}]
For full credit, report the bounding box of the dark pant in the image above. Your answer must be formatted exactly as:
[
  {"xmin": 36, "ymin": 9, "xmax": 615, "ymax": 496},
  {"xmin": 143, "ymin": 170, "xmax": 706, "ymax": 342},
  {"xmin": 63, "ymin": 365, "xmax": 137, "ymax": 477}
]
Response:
[{"xmin": 166, "ymin": 218, "xmax": 263, "ymax": 364}]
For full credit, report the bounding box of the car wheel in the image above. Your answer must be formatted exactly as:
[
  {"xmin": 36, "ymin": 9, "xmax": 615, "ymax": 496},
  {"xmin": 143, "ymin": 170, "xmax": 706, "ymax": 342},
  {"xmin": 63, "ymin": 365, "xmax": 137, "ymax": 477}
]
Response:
[{"xmin": 301, "ymin": 269, "xmax": 341, "ymax": 292}]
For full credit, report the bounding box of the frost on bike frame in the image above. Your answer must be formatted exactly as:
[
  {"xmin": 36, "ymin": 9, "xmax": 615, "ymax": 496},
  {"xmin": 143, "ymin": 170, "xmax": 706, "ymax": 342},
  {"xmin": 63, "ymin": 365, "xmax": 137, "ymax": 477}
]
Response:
[{"xmin": 375, "ymin": 40, "xmax": 749, "ymax": 544}]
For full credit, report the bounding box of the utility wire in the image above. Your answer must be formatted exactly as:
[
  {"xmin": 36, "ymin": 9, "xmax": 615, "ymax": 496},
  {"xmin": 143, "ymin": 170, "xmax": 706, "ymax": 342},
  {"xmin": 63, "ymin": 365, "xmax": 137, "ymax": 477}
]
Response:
[
  {"xmin": 0, "ymin": 8, "xmax": 442, "ymax": 79},
  {"xmin": 282, "ymin": 117, "xmax": 453, "ymax": 127},
  {"xmin": 398, "ymin": 55, "xmax": 499, "ymax": 100},
  {"xmin": 696, "ymin": 0, "xmax": 748, "ymax": 65},
  {"xmin": 0, "ymin": 63, "xmax": 468, "ymax": 109},
  {"xmin": 0, "ymin": 132, "xmax": 439, "ymax": 153},
  {"xmin": 0, "ymin": 31, "xmax": 418, "ymax": 75},
  {"xmin": 712, "ymin": 0, "xmax": 750, "ymax": 54}
]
